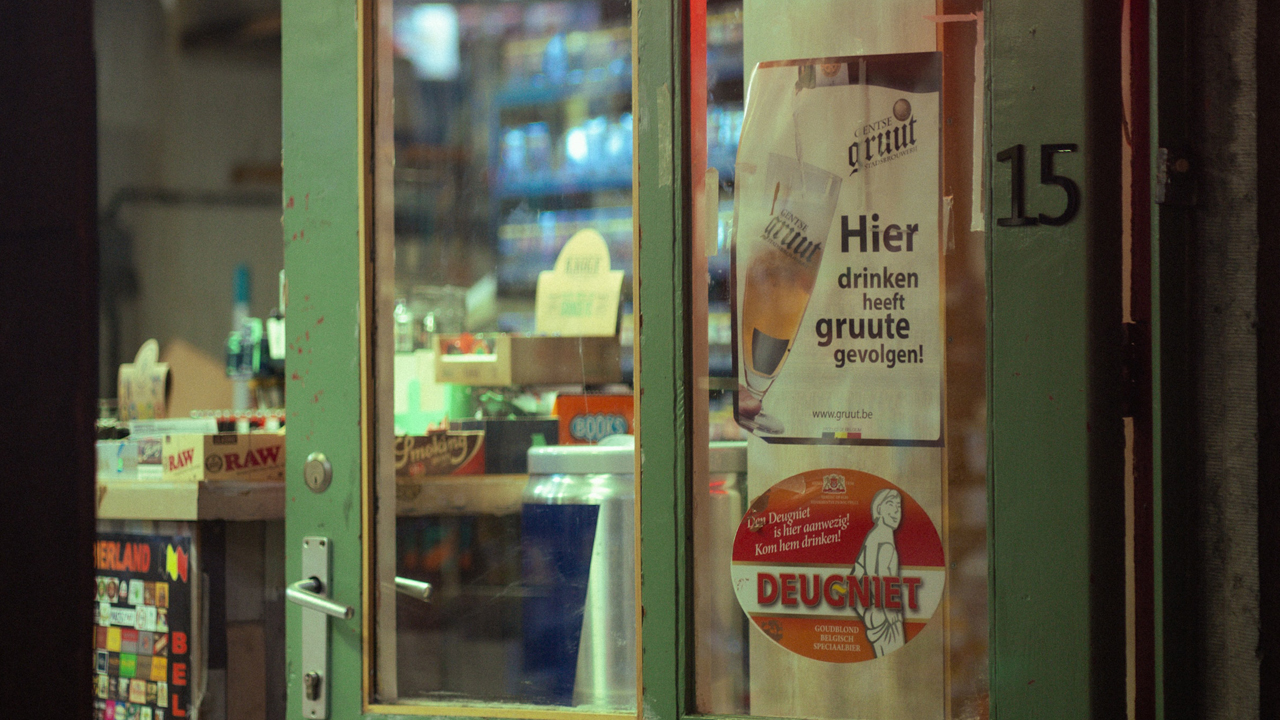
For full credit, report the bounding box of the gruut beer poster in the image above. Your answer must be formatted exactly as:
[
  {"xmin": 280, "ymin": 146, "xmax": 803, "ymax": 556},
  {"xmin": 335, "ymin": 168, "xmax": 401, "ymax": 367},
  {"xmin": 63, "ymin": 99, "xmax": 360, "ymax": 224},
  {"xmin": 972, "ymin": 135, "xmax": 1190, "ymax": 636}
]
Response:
[
  {"xmin": 728, "ymin": 51, "xmax": 947, "ymax": 720},
  {"xmin": 732, "ymin": 52, "xmax": 943, "ymax": 445}
]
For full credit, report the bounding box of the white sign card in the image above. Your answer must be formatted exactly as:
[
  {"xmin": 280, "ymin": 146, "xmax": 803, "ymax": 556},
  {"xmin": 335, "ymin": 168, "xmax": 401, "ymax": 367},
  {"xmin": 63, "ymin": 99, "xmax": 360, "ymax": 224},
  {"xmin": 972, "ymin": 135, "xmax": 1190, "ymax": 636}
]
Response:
[{"xmin": 535, "ymin": 228, "xmax": 625, "ymax": 337}]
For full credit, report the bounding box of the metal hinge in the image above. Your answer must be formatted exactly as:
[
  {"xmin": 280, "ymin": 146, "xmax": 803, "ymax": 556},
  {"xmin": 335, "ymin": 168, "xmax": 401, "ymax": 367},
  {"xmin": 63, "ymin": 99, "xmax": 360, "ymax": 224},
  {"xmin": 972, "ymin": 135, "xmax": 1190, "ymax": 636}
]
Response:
[{"xmin": 1155, "ymin": 147, "xmax": 1195, "ymax": 205}]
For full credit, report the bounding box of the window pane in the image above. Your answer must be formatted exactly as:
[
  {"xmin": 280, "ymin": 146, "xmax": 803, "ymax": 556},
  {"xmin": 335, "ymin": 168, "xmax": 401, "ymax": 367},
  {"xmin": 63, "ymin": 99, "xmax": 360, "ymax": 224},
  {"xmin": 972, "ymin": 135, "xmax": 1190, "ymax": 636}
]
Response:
[
  {"xmin": 691, "ymin": 2, "xmax": 989, "ymax": 718},
  {"xmin": 379, "ymin": 0, "xmax": 636, "ymax": 712}
]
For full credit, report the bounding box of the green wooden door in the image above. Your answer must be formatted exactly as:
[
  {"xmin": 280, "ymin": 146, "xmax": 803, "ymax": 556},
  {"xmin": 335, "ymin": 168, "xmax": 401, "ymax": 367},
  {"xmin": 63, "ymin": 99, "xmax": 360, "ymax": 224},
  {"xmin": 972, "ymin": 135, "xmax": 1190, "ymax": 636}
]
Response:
[
  {"xmin": 280, "ymin": 0, "xmax": 680, "ymax": 717},
  {"xmin": 281, "ymin": 0, "xmax": 1137, "ymax": 718},
  {"xmin": 281, "ymin": 0, "xmax": 369, "ymax": 716}
]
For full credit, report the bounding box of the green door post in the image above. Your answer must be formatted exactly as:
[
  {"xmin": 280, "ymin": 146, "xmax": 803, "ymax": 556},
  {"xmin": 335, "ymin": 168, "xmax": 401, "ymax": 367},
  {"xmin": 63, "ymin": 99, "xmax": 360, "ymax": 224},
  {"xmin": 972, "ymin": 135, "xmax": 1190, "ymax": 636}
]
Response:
[
  {"xmin": 987, "ymin": 1, "xmax": 1127, "ymax": 717},
  {"xmin": 634, "ymin": 0, "xmax": 693, "ymax": 717},
  {"xmin": 283, "ymin": 0, "xmax": 367, "ymax": 716}
]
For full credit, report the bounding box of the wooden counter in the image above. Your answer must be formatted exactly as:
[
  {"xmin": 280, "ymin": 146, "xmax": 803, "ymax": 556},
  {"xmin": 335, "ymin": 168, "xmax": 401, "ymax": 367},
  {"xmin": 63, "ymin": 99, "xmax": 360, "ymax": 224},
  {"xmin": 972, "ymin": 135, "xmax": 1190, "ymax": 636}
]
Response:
[
  {"xmin": 395, "ymin": 474, "xmax": 528, "ymax": 516},
  {"xmin": 96, "ymin": 479, "xmax": 286, "ymax": 521},
  {"xmin": 96, "ymin": 475, "xmax": 530, "ymax": 520}
]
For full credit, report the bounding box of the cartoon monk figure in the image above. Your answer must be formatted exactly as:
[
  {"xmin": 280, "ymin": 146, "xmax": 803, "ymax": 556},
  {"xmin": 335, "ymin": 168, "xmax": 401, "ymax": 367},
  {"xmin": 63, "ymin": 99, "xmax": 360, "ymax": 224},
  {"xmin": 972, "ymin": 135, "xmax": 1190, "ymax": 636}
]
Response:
[{"xmin": 853, "ymin": 488, "xmax": 905, "ymax": 657}]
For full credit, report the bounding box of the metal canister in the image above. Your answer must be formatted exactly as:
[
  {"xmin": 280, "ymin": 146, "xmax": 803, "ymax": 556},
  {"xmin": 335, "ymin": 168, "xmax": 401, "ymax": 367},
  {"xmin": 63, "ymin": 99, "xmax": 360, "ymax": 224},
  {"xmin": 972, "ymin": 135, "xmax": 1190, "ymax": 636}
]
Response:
[
  {"xmin": 698, "ymin": 441, "xmax": 749, "ymax": 713},
  {"xmin": 521, "ymin": 437, "xmax": 635, "ymax": 710}
]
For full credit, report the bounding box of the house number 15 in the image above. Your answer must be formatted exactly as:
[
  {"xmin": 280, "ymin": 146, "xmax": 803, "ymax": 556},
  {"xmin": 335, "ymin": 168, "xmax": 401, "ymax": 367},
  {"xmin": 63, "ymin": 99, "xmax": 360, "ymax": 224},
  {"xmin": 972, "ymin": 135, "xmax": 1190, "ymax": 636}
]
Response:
[{"xmin": 996, "ymin": 143, "xmax": 1080, "ymax": 227}]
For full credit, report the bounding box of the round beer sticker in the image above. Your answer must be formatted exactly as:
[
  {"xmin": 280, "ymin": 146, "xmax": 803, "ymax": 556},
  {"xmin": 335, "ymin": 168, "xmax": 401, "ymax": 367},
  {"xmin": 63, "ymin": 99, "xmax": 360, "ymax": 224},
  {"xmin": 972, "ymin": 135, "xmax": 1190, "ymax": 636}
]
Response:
[{"xmin": 731, "ymin": 468, "xmax": 945, "ymax": 662}]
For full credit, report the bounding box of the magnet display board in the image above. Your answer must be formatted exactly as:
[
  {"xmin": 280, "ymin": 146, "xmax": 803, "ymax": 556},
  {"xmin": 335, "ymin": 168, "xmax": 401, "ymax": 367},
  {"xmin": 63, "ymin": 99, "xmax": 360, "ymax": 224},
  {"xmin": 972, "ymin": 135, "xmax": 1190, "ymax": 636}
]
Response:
[{"xmin": 93, "ymin": 527, "xmax": 196, "ymax": 720}]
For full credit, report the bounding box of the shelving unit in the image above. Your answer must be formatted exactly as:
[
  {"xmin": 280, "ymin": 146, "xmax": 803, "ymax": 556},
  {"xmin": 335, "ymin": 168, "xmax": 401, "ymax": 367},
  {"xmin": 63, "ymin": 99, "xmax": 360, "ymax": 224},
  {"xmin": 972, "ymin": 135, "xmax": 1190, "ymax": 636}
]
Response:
[
  {"xmin": 489, "ymin": 44, "xmax": 743, "ymax": 200},
  {"xmin": 493, "ymin": 73, "xmax": 630, "ymax": 109},
  {"xmin": 97, "ymin": 479, "xmax": 285, "ymax": 521},
  {"xmin": 395, "ymin": 474, "xmax": 528, "ymax": 517},
  {"xmin": 96, "ymin": 475, "xmax": 532, "ymax": 520},
  {"xmin": 495, "ymin": 174, "xmax": 632, "ymax": 199},
  {"xmin": 391, "ymin": 7, "xmax": 744, "ymax": 323}
]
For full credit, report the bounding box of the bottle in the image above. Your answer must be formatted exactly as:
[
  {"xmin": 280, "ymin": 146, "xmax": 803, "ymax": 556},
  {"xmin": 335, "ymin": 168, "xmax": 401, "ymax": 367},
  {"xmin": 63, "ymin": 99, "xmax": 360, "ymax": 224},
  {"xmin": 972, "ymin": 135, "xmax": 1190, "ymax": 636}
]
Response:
[
  {"xmin": 394, "ymin": 298, "xmax": 414, "ymax": 352},
  {"xmin": 543, "ymin": 32, "xmax": 567, "ymax": 85},
  {"xmin": 232, "ymin": 265, "xmax": 252, "ymax": 410}
]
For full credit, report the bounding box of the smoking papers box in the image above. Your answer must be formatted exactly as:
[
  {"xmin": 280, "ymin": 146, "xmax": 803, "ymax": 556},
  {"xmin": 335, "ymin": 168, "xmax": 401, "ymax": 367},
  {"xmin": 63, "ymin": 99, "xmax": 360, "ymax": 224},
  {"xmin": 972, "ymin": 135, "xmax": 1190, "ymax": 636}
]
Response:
[
  {"xmin": 162, "ymin": 432, "xmax": 286, "ymax": 482},
  {"xmin": 395, "ymin": 431, "xmax": 485, "ymax": 478}
]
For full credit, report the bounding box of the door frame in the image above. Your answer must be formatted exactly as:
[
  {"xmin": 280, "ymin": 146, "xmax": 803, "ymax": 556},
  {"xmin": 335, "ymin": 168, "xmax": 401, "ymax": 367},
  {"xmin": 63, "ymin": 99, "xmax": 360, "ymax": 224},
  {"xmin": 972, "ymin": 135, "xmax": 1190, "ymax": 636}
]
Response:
[{"xmin": 281, "ymin": 1, "xmax": 1149, "ymax": 719}]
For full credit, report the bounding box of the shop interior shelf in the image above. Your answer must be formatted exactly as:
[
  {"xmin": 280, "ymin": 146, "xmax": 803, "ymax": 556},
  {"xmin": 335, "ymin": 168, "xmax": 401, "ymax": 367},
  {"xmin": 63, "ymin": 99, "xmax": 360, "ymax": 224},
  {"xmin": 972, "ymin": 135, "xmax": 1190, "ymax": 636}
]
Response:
[
  {"xmin": 494, "ymin": 173, "xmax": 632, "ymax": 199},
  {"xmin": 395, "ymin": 474, "xmax": 529, "ymax": 517},
  {"xmin": 495, "ymin": 73, "xmax": 631, "ymax": 109},
  {"xmin": 494, "ymin": 159, "xmax": 734, "ymax": 199},
  {"xmin": 96, "ymin": 474, "xmax": 533, "ymax": 520},
  {"xmin": 706, "ymin": 43, "xmax": 745, "ymax": 82},
  {"xmin": 96, "ymin": 479, "xmax": 286, "ymax": 521}
]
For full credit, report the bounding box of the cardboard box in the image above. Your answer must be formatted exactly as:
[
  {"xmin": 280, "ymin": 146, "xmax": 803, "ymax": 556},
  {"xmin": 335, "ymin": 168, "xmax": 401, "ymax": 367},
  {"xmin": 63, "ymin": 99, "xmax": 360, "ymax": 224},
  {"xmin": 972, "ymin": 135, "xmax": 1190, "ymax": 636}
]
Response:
[
  {"xmin": 553, "ymin": 394, "xmax": 634, "ymax": 445},
  {"xmin": 434, "ymin": 334, "xmax": 621, "ymax": 386},
  {"xmin": 395, "ymin": 431, "xmax": 485, "ymax": 479},
  {"xmin": 162, "ymin": 433, "xmax": 286, "ymax": 482},
  {"xmin": 451, "ymin": 418, "xmax": 558, "ymax": 473}
]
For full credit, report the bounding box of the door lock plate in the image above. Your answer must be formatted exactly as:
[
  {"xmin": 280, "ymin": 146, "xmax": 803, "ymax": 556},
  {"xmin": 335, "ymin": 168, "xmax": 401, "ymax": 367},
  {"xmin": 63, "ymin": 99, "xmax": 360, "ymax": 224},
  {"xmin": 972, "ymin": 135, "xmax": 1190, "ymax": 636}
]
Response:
[{"xmin": 300, "ymin": 537, "xmax": 331, "ymax": 719}]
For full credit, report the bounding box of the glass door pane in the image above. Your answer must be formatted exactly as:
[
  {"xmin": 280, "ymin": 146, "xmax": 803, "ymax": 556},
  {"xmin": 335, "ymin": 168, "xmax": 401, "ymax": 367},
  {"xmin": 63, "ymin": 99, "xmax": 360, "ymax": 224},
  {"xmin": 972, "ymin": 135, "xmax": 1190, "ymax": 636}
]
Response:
[
  {"xmin": 373, "ymin": 0, "xmax": 637, "ymax": 713},
  {"xmin": 688, "ymin": 2, "xmax": 988, "ymax": 718}
]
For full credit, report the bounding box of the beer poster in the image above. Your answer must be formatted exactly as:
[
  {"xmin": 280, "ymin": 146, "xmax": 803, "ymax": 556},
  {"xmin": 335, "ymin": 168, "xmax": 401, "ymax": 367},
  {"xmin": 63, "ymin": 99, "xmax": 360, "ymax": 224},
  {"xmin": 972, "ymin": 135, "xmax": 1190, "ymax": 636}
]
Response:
[
  {"xmin": 93, "ymin": 530, "xmax": 194, "ymax": 720},
  {"xmin": 729, "ymin": 468, "xmax": 945, "ymax": 664},
  {"xmin": 732, "ymin": 52, "xmax": 943, "ymax": 445}
]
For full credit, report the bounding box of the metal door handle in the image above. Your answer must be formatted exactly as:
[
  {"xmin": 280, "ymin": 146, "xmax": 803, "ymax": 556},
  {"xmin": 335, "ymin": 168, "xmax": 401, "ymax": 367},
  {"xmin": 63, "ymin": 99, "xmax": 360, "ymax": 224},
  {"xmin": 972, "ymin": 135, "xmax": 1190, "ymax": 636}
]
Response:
[
  {"xmin": 394, "ymin": 576, "xmax": 433, "ymax": 602},
  {"xmin": 288, "ymin": 577, "xmax": 354, "ymax": 619}
]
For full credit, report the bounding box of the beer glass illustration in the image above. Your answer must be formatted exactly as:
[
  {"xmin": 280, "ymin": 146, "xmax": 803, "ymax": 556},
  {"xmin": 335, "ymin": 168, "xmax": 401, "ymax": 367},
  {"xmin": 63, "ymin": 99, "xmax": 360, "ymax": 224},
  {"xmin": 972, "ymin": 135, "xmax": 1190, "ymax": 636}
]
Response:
[{"xmin": 737, "ymin": 153, "xmax": 842, "ymax": 434}]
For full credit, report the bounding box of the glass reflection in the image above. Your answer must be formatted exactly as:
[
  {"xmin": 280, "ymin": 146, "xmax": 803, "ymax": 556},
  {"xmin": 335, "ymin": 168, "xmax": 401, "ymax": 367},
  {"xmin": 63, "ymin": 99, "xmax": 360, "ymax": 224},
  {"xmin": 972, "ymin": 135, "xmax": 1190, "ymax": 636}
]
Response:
[{"xmin": 387, "ymin": 0, "xmax": 635, "ymax": 710}]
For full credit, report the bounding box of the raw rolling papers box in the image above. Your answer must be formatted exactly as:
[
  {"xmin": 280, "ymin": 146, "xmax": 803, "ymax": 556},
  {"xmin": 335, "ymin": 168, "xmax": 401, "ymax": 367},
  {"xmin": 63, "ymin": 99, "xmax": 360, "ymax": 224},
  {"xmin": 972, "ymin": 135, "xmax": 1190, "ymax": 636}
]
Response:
[
  {"xmin": 161, "ymin": 432, "xmax": 286, "ymax": 481},
  {"xmin": 395, "ymin": 431, "xmax": 486, "ymax": 478}
]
